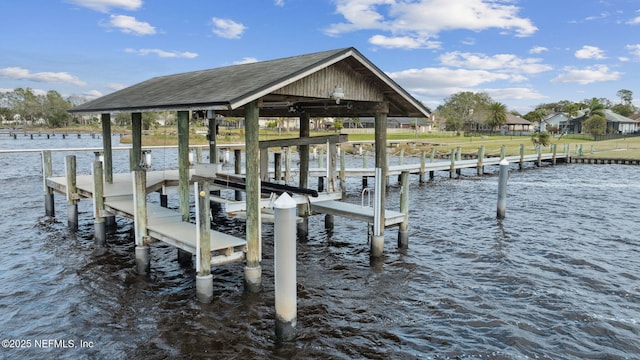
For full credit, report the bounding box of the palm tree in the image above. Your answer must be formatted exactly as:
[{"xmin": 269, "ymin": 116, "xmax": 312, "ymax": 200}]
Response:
[
  {"xmin": 585, "ymin": 98, "xmax": 605, "ymax": 118},
  {"xmin": 486, "ymin": 102, "xmax": 508, "ymax": 133}
]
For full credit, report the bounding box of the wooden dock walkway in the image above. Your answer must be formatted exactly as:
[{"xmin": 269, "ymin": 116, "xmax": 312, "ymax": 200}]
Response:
[
  {"xmin": 46, "ymin": 170, "xmax": 247, "ymax": 266},
  {"xmin": 307, "ymin": 151, "xmax": 569, "ymax": 178}
]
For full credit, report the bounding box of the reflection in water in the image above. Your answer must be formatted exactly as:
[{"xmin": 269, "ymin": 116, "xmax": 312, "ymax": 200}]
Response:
[{"xmin": 1, "ymin": 135, "xmax": 639, "ymax": 359}]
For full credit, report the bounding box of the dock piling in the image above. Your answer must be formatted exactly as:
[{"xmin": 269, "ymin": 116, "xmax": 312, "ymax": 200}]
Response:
[
  {"xmin": 274, "ymin": 192, "xmax": 297, "ymax": 342},
  {"xmin": 477, "ymin": 146, "xmax": 485, "ymax": 176},
  {"xmin": 371, "ymin": 167, "xmax": 384, "ymax": 257},
  {"xmin": 92, "ymin": 160, "xmax": 106, "ymax": 246},
  {"xmin": 196, "ymin": 181, "xmax": 213, "ymax": 303},
  {"xmin": 497, "ymin": 159, "xmax": 509, "ymax": 219},
  {"xmin": 42, "ymin": 150, "xmax": 55, "ymax": 217},
  {"xmin": 397, "ymin": 171, "xmax": 409, "ymax": 249},
  {"xmin": 133, "ymin": 168, "xmax": 150, "ymax": 274},
  {"xmin": 65, "ymin": 155, "xmax": 78, "ymax": 230}
]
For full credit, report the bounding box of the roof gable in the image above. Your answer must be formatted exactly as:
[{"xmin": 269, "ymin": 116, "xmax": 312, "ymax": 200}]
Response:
[{"xmin": 70, "ymin": 47, "xmax": 430, "ymax": 118}]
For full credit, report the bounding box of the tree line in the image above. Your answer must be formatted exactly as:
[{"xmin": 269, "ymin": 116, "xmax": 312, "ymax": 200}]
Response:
[{"xmin": 435, "ymin": 89, "xmax": 637, "ymax": 137}]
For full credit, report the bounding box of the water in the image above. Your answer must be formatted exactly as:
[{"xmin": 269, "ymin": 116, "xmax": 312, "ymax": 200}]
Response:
[{"xmin": 1, "ymin": 133, "xmax": 639, "ymax": 359}]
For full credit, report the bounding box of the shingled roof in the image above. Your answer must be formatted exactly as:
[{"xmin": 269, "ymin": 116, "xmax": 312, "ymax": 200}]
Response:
[{"xmin": 70, "ymin": 47, "xmax": 430, "ymax": 118}]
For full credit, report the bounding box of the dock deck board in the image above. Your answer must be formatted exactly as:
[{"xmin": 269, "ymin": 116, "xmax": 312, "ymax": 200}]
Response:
[
  {"xmin": 47, "ymin": 170, "xmax": 247, "ymax": 259},
  {"xmin": 310, "ymin": 200, "xmax": 405, "ymax": 227}
]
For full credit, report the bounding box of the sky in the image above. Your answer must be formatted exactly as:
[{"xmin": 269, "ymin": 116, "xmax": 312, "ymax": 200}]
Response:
[{"xmin": 1, "ymin": 0, "xmax": 639, "ymax": 114}]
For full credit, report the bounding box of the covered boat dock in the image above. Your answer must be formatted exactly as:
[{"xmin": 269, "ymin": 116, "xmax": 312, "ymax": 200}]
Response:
[{"xmin": 67, "ymin": 47, "xmax": 431, "ymax": 298}]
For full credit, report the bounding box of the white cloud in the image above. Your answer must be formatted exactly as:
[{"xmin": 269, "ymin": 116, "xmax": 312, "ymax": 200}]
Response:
[
  {"xmin": 83, "ymin": 89, "xmax": 103, "ymax": 99},
  {"xmin": 551, "ymin": 65, "xmax": 621, "ymax": 85},
  {"xmin": 529, "ymin": 46, "xmax": 548, "ymax": 54},
  {"xmin": 626, "ymin": 44, "xmax": 640, "ymax": 59},
  {"xmin": 107, "ymin": 14, "xmax": 156, "ymax": 35},
  {"xmin": 326, "ymin": 0, "xmax": 537, "ymax": 49},
  {"xmin": 67, "ymin": 0, "xmax": 142, "ymax": 12},
  {"xmin": 388, "ymin": 67, "xmax": 512, "ymax": 97},
  {"xmin": 626, "ymin": 15, "xmax": 640, "ymax": 25},
  {"xmin": 107, "ymin": 83, "xmax": 127, "ymax": 91},
  {"xmin": 211, "ymin": 18, "xmax": 246, "ymax": 39},
  {"xmin": 233, "ymin": 57, "xmax": 259, "ymax": 65},
  {"xmin": 484, "ymin": 87, "xmax": 547, "ymax": 101},
  {"xmin": 439, "ymin": 52, "xmax": 552, "ymax": 75},
  {"xmin": 0, "ymin": 67, "xmax": 86, "ymax": 86},
  {"xmin": 125, "ymin": 48, "xmax": 198, "ymax": 58},
  {"xmin": 575, "ymin": 45, "xmax": 606, "ymax": 59},
  {"xmin": 274, "ymin": 0, "xmax": 285, "ymax": 6},
  {"xmin": 369, "ymin": 34, "xmax": 439, "ymax": 49}
]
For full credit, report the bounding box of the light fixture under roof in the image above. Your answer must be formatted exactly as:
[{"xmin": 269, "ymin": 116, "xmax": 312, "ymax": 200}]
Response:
[{"xmin": 331, "ymin": 86, "xmax": 344, "ymax": 104}]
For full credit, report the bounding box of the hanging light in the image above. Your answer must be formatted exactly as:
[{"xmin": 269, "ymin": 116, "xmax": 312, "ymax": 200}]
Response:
[{"xmin": 331, "ymin": 86, "xmax": 345, "ymax": 104}]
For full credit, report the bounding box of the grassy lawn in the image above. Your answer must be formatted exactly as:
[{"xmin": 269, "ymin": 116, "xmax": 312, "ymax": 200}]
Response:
[{"xmin": 12, "ymin": 125, "xmax": 640, "ymax": 160}]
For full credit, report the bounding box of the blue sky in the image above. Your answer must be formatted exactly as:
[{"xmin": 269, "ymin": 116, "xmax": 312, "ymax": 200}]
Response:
[{"xmin": 1, "ymin": 0, "xmax": 639, "ymax": 114}]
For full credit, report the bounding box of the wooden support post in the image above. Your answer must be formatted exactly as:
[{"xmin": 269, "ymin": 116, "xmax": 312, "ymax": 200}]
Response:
[
  {"xmin": 500, "ymin": 145, "xmax": 506, "ymax": 160},
  {"xmin": 244, "ymin": 100, "xmax": 262, "ymax": 293},
  {"xmin": 537, "ymin": 144, "xmax": 542, "ymax": 167},
  {"xmin": 65, "ymin": 155, "xmax": 78, "ymax": 230},
  {"xmin": 177, "ymin": 111, "xmax": 192, "ymax": 265},
  {"xmin": 234, "ymin": 149, "xmax": 243, "ymax": 201},
  {"xmin": 42, "ymin": 150, "xmax": 55, "ymax": 217},
  {"xmin": 449, "ymin": 149, "xmax": 456, "ymax": 179},
  {"xmin": 519, "ymin": 144, "xmax": 525, "ymax": 170},
  {"xmin": 101, "ymin": 113, "xmax": 113, "ymax": 184},
  {"xmin": 284, "ymin": 147, "xmax": 291, "ymax": 182},
  {"xmin": 455, "ymin": 147, "xmax": 462, "ymax": 176},
  {"xmin": 274, "ymin": 193, "xmax": 297, "ymax": 342},
  {"xmin": 274, "ymin": 152, "xmax": 282, "ymax": 182},
  {"xmin": 419, "ymin": 150, "xmax": 426, "ymax": 183},
  {"xmin": 260, "ymin": 148, "xmax": 269, "ymax": 181},
  {"xmin": 93, "ymin": 160, "xmax": 106, "ymax": 246},
  {"xmin": 429, "ymin": 147, "xmax": 436, "ymax": 180},
  {"xmin": 398, "ymin": 171, "xmax": 410, "ymax": 249},
  {"xmin": 131, "ymin": 112, "xmax": 142, "ymax": 170},
  {"xmin": 362, "ymin": 150, "xmax": 368, "ymax": 188},
  {"xmin": 195, "ymin": 147, "xmax": 202, "ymax": 164},
  {"xmin": 339, "ymin": 146, "xmax": 346, "ymax": 193},
  {"xmin": 177, "ymin": 111, "xmax": 190, "ymax": 222},
  {"xmin": 297, "ymin": 113, "xmax": 310, "ymax": 241},
  {"xmin": 328, "ymin": 142, "xmax": 336, "ymax": 192},
  {"xmin": 372, "ymin": 104, "xmax": 388, "ymax": 257},
  {"xmin": 477, "ymin": 146, "xmax": 485, "ymax": 176},
  {"xmin": 552, "ymin": 143, "xmax": 557, "ymax": 165},
  {"xmin": 208, "ymin": 114, "xmax": 219, "ymax": 164},
  {"xmin": 133, "ymin": 168, "xmax": 150, "ymax": 274},
  {"xmin": 196, "ymin": 181, "xmax": 213, "ymax": 303}
]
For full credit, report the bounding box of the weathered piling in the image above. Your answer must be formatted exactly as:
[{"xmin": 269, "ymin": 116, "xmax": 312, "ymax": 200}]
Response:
[
  {"xmin": 244, "ymin": 100, "xmax": 262, "ymax": 293},
  {"xmin": 274, "ymin": 192, "xmax": 297, "ymax": 342},
  {"xmin": 196, "ymin": 181, "xmax": 213, "ymax": 303},
  {"xmin": 519, "ymin": 144, "xmax": 525, "ymax": 169},
  {"xmin": 92, "ymin": 160, "xmax": 106, "ymax": 246},
  {"xmin": 419, "ymin": 150, "xmax": 426, "ymax": 183},
  {"xmin": 497, "ymin": 159, "xmax": 509, "ymax": 219},
  {"xmin": 397, "ymin": 171, "xmax": 410, "ymax": 249},
  {"xmin": 42, "ymin": 150, "xmax": 55, "ymax": 217},
  {"xmin": 65, "ymin": 155, "xmax": 78, "ymax": 230},
  {"xmin": 133, "ymin": 168, "xmax": 150, "ymax": 274},
  {"xmin": 234, "ymin": 149, "xmax": 243, "ymax": 201},
  {"xmin": 449, "ymin": 149, "xmax": 456, "ymax": 178},
  {"xmin": 477, "ymin": 146, "xmax": 485, "ymax": 176},
  {"xmin": 274, "ymin": 152, "xmax": 282, "ymax": 181},
  {"xmin": 101, "ymin": 113, "xmax": 113, "ymax": 184},
  {"xmin": 371, "ymin": 167, "xmax": 384, "ymax": 257}
]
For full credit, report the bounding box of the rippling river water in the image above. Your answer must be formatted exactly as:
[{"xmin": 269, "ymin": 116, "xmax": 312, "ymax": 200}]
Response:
[{"xmin": 1, "ymin": 134, "xmax": 639, "ymax": 359}]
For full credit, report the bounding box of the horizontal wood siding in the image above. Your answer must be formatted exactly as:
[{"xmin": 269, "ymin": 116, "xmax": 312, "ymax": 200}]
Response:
[{"xmin": 273, "ymin": 61, "xmax": 384, "ymax": 102}]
